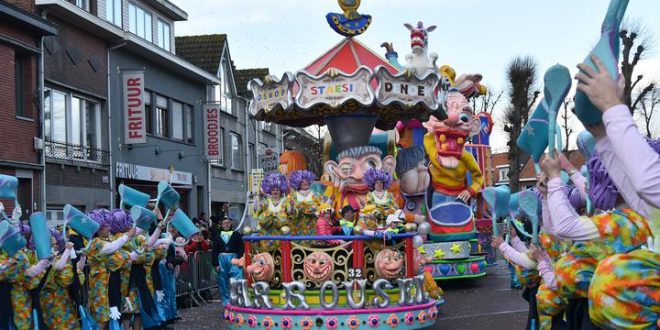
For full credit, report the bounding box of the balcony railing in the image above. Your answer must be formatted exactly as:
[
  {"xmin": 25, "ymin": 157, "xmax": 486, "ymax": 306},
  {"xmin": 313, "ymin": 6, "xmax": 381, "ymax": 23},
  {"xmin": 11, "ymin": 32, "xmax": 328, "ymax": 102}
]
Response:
[{"xmin": 45, "ymin": 140, "xmax": 110, "ymax": 166}]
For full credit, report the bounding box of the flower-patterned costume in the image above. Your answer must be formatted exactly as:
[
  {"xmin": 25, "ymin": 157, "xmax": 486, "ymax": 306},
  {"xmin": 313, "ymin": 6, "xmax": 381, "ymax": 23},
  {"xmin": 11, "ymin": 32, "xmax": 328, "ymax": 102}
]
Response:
[
  {"xmin": 588, "ymin": 249, "xmax": 659, "ymax": 330},
  {"xmin": 0, "ymin": 249, "xmax": 39, "ymax": 330},
  {"xmin": 554, "ymin": 208, "xmax": 651, "ymax": 300},
  {"xmin": 535, "ymin": 232, "xmax": 570, "ymax": 330},
  {"xmin": 87, "ymin": 237, "xmax": 114, "ymax": 324},
  {"xmin": 288, "ymin": 190, "xmax": 320, "ymax": 236},
  {"xmin": 361, "ymin": 191, "xmax": 396, "ymax": 228},
  {"xmin": 121, "ymin": 234, "xmax": 154, "ymax": 314},
  {"xmin": 255, "ymin": 197, "xmax": 288, "ymax": 250},
  {"xmin": 41, "ymin": 261, "xmax": 79, "ymax": 330}
]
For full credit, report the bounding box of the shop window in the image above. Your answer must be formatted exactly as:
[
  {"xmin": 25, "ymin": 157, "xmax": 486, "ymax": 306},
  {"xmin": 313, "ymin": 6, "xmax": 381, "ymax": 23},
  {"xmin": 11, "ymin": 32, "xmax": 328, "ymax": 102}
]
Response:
[
  {"xmin": 105, "ymin": 0, "xmax": 122, "ymax": 27},
  {"xmin": 129, "ymin": 3, "xmax": 152, "ymax": 42},
  {"xmin": 157, "ymin": 19, "xmax": 171, "ymax": 51},
  {"xmin": 230, "ymin": 132, "xmax": 242, "ymax": 170}
]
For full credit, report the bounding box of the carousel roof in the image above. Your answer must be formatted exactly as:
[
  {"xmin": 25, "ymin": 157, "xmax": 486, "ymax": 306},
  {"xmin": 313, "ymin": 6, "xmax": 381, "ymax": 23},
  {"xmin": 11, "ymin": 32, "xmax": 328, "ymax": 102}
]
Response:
[{"xmin": 303, "ymin": 38, "xmax": 399, "ymax": 76}]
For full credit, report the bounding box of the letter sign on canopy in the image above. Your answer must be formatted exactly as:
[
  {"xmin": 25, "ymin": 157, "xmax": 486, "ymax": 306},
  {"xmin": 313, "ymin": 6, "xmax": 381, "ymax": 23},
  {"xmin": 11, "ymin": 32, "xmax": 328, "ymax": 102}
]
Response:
[
  {"xmin": 204, "ymin": 103, "xmax": 222, "ymax": 160},
  {"xmin": 123, "ymin": 70, "xmax": 146, "ymax": 144}
]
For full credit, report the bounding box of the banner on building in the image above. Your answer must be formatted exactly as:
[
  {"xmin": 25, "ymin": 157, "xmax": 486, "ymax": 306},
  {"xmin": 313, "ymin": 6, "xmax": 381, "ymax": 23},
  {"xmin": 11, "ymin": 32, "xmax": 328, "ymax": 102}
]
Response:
[
  {"xmin": 249, "ymin": 168, "xmax": 264, "ymax": 193},
  {"xmin": 115, "ymin": 162, "xmax": 193, "ymax": 185},
  {"xmin": 122, "ymin": 70, "xmax": 146, "ymax": 144},
  {"xmin": 203, "ymin": 103, "xmax": 222, "ymax": 160}
]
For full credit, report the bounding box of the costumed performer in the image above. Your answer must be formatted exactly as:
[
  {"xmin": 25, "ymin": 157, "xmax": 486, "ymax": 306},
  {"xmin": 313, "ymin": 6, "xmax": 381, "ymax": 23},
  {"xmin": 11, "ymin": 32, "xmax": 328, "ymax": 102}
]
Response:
[
  {"xmin": 212, "ymin": 217, "xmax": 244, "ymax": 306},
  {"xmin": 361, "ymin": 168, "xmax": 396, "ymax": 228},
  {"xmin": 315, "ymin": 203, "xmax": 342, "ymax": 246},
  {"xmin": 253, "ymin": 173, "xmax": 288, "ymax": 250},
  {"xmin": 287, "ymin": 170, "xmax": 321, "ymax": 236}
]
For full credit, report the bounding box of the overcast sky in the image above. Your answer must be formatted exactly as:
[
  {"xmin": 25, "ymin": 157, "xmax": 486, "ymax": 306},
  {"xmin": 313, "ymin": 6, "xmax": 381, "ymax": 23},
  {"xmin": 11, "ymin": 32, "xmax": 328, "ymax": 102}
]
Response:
[{"xmin": 171, "ymin": 0, "xmax": 660, "ymax": 149}]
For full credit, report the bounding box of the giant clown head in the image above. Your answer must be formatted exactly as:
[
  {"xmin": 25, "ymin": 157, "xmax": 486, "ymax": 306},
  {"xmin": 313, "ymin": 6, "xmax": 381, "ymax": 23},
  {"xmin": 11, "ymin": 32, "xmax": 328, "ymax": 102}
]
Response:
[
  {"xmin": 375, "ymin": 249, "xmax": 405, "ymax": 280},
  {"xmin": 325, "ymin": 146, "xmax": 396, "ymax": 196},
  {"xmin": 423, "ymin": 92, "xmax": 480, "ymax": 169},
  {"xmin": 245, "ymin": 252, "xmax": 275, "ymax": 282},
  {"xmin": 303, "ymin": 251, "xmax": 334, "ymax": 282}
]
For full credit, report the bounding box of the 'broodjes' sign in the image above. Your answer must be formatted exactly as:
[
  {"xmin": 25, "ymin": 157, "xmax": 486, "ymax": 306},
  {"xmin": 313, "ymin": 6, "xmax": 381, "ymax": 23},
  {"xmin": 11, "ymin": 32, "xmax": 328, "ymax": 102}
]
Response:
[
  {"xmin": 123, "ymin": 71, "xmax": 146, "ymax": 144},
  {"xmin": 204, "ymin": 104, "xmax": 221, "ymax": 160}
]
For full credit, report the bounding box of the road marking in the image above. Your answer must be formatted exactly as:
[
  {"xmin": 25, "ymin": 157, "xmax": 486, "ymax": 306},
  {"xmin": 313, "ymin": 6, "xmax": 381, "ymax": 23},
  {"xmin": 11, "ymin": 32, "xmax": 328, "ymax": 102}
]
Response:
[{"xmin": 439, "ymin": 309, "xmax": 528, "ymax": 321}]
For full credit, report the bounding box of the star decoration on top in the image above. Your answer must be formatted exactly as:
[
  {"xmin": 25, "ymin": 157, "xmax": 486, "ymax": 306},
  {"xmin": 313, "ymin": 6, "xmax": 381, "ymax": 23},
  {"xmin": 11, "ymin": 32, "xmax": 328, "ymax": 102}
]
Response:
[
  {"xmin": 418, "ymin": 246, "xmax": 427, "ymax": 254},
  {"xmin": 526, "ymin": 125, "xmax": 535, "ymax": 136},
  {"xmin": 433, "ymin": 248, "xmax": 445, "ymax": 259},
  {"xmin": 450, "ymin": 243, "xmax": 462, "ymax": 254}
]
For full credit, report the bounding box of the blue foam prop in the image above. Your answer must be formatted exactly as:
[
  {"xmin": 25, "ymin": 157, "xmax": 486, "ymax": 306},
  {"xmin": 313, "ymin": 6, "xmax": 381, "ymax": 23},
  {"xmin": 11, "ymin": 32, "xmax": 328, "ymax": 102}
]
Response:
[
  {"xmin": 30, "ymin": 212, "xmax": 52, "ymax": 259},
  {"xmin": 64, "ymin": 204, "xmax": 99, "ymax": 240},
  {"xmin": 0, "ymin": 221, "xmax": 26, "ymax": 256},
  {"xmin": 157, "ymin": 182, "xmax": 180, "ymax": 211},
  {"xmin": 131, "ymin": 206, "xmax": 157, "ymax": 232},
  {"xmin": 544, "ymin": 64, "xmax": 572, "ymax": 156},
  {"xmin": 482, "ymin": 186, "xmax": 511, "ymax": 236},
  {"xmin": 118, "ymin": 184, "xmax": 150, "ymax": 210},
  {"xmin": 518, "ymin": 190, "xmax": 541, "ymax": 243},
  {"xmin": 574, "ymin": 0, "xmax": 629, "ymax": 125},
  {"xmin": 577, "ymin": 131, "xmax": 596, "ymax": 159},
  {"xmin": 169, "ymin": 209, "xmax": 199, "ymax": 240},
  {"xmin": 0, "ymin": 175, "xmax": 18, "ymax": 200}
]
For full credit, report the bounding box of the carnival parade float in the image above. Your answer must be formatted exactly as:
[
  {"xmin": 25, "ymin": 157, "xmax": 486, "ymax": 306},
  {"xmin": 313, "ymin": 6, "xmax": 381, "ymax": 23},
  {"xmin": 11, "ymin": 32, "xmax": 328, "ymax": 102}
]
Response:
[{"xmin": 227, "ymin": 1, "xmax": 496, "ymax": 328}]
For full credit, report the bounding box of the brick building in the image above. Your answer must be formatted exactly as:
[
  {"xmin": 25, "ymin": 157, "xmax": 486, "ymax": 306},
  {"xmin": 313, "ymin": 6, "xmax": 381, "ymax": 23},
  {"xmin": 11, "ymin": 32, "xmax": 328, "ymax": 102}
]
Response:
[
  {"xmin": 0, "ymin": 1, "xmax": 56, "ymax": 219},
  {"xmin": 491, "ymin": 150, "xmax": 586, "ymax": 189}
]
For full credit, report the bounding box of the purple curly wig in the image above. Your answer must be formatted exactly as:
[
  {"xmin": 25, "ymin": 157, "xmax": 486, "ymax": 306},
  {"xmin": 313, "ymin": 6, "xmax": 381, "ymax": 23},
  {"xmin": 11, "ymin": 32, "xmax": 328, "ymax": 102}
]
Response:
[
  {"xmin": 261, "ymin": 173, "xmax": 288, "ymax": 195},
  {"xmin": 289, "ymin": 170, "xmax": 317, "ymax": 191},
  {"xmin": 19, "ymin": 223, "xmax": 31, "ymax": 236},
  {"xmin": 109, "ymin": 209, "xmax": 134, "ymax": 234},
  {"xmin": 87, "ymin": 208, "xmax": 112, "ymax": 229},
  {"xmin": 587, "ymin": 154, "xmax": 619, "ymax": 211},
  {"xmin": 49, "ymin": 228, "xmax": 65, "ymax": 253},
  {"xmin": 363, "ymin": 168, "xmax": 393, "ymax": 190}
]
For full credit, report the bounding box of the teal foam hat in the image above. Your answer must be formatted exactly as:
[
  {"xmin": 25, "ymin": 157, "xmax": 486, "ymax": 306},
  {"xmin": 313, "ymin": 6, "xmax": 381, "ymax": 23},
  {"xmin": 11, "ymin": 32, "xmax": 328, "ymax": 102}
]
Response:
[
  {"xmin": 574, "ymin": 0, "xmax": 628, "ymax": 125},
  {"xmin": 517, "ymin": 102, "xmax": 550, "ymax": 163},
  {"xmin": 517, "ymin": 189, "xmax": 541, "ymax": 243},
  {"xmin": 130, "ymin": 206, "xmax": 157, "ymax": 232},
  {"xmin": 30, "ymin": 212, "xmax": 52, "ymax": 259},
  {"xmin": 118, "ymin": 184, "xmax": 150, "ymax": 210},
  {"xmin": 509, "ymin": 192, "xmax": 520, "ymax": 217},
  {"xmin": 0, "ymin": 221, "xmax": 26, "ymax": 256},
  {"xmin": 0, "ymin": 175, "xmax": 18, "ymax": 200},
  {"xmin": 156, "ymin": 181, "xmax": 180, "ymax": 210},
  {"xmin": 169, "ymin": 209, "xmax": 199, "ymax": 240},
  {"xmin": 577, "ymin": 131, "xmax": 596, "ymax": 159},
  {"xmin": 482, "ymin": 185, "xmax": 511, "ymax": 219},
  {"xmin": 64, "ymin": 204, "xmax": 99, "ymax": 240}
]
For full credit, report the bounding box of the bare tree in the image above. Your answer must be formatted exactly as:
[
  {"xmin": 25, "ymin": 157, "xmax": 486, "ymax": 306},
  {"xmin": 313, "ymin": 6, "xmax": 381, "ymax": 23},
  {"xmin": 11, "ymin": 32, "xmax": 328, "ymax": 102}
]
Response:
[
  {"xmin": 471, "ymin": 89, "xmax": 504, "ymax": 115},
  {"xmin": 620, "ymin": 20, "xmax": 656, "ymax": 113},
  {"xmin": 304, "ymin": 125, "xmax": 328, "ymax": 175},
  {"xmin": 637, "ymin": 88, "xmax": 660, "ymax": 138},
  {"xmin": 503, "ymin": 56, "xmax": 539, "ymax": 193},
  {"xmin": 560, "ymin": 98, "xmax": 575, "ymax": 154}
]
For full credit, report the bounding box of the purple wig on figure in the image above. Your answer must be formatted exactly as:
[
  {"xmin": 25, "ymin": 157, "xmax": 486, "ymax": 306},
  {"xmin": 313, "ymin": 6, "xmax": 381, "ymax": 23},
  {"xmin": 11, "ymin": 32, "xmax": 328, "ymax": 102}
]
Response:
[
  {"xmin": 289, "ymin": 170, "xmax": 317, "ymax": 191},
  {"xmin": 261, "ymin": 173, "xmax": 288, "ymax": 196},
  {"xmin": 19, "ymin": 223, "xmax": 31, "ymax": 236},
  {"xmin": 568, "ymin": 187, "xmax": 585, "ymax": 210},
  {"xmin": 49, "ymin": 228, "xmax": 66, "ymax": 253},
  {"xmin": 363, "ymin": 168, "xmax": 393, "ymax": 191},
  {"xmin": 87, "ymin": 208, "xmax": 112, "ymax": 229},
  {"xmin": 109, "ymin": 209, "xmax": 134, "ymax": 234}
]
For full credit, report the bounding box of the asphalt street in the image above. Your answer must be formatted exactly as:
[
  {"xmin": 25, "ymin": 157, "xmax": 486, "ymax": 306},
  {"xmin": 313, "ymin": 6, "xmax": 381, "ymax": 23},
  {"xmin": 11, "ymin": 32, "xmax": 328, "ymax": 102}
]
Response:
[{"xmin": 174, "ymin": 261, "xmax": 528, "ymax": 330}]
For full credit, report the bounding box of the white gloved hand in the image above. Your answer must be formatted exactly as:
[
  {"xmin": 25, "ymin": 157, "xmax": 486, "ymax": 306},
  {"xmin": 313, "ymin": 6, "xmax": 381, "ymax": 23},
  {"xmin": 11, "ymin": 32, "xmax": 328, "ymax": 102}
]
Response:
[
  {"xmin": 68, "ymin": 248, "xmax": 77, "ymax": 260},
  {"xmin": 156, "ymin": 290, "xmax": 165, "ymax": 302},
  {"xmin": 109, "ymin": 306, "xmax": 121, "ymax": 320}
]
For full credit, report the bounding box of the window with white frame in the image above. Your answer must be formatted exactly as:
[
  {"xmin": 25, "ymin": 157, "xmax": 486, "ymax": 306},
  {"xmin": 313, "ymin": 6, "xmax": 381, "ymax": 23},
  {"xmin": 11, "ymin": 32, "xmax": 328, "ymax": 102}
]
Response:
[
  {"xmin": 154, "ymin": 95, "xmax": 168, "ymax": 137},
  {"xmin": 171, "ymin": 100, "xmax": 183, "ymax": 140},
  {"xmin": 105, "ymin": 0, "xmax": 122, "ymax": 27},
  {"xmin": 75, "ymin": 0, "xmax": 89, "ymax": 11},
  {"xmin": 129, "ymin": 3, "xmax": 152, "ymax": 42},
  {"xmin": 44, "ymin": 88, "xmax": 102, "ymax": 162},
  {"xmin": 184, "ymin": 105, "xmax": 193, "ymax": 144},
  {"xmin": 217, "ymin": 61, "xmax": 233, "ymax": 114},
  {"xmin": 157, "ymin": 19, "xmax": 171, "ymax": 51},
  {"xmin": 498, "ymin": 167, "xmax": 510, "ymax": 182},
  {"xmin": 248, "ymin": 143, "xmax": 255, "ymax": 170},
  {"xmin": 230, "ymin": 132, "xmax": 242, "ymax": 170}
]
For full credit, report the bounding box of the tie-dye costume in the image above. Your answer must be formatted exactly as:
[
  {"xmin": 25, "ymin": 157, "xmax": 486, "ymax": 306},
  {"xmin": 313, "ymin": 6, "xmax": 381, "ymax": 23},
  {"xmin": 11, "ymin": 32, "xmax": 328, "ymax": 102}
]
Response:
[
  {"xmin": 589, "ymin": 249, "xmax": 659, "ymax": 330},
  {"xmin": 41, "ymin": 262, "xmax": 79, "ymax": 330},
  {"xmin": 87, "ymin": 237, "xmax": 114, "ymax": 323},
  {"xmin": 554, "ymin": 208, "xmax": 651, "ymax": 300},
  {"xmin": 288, "ymin": 191, "xmax": 321, "ymax": 236},
  {"xmin": 0, "ymin": 249, "xmax": 37, "ymax": 330},
  {"xmin": 535, "ymin": 232, "xmax": 570, "ymax": 330},
  {"xmin": 121, "ymin": 234, "xmax": 153, "ymax": 314}
]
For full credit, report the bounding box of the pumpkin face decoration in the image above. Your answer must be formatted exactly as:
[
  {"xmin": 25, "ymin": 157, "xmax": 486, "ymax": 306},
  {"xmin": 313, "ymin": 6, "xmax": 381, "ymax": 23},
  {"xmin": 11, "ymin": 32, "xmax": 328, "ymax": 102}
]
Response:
[
  {"xmin": 375, "ymin": 249, "xmax": 405, "ymax": 279},
  {"xmin": 246, "ymin": 252, "xmax": 275, "ymax": 282},
  {"xmin": 303, "ymin": 251, "xmax": 334, "ymax": 282}
]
